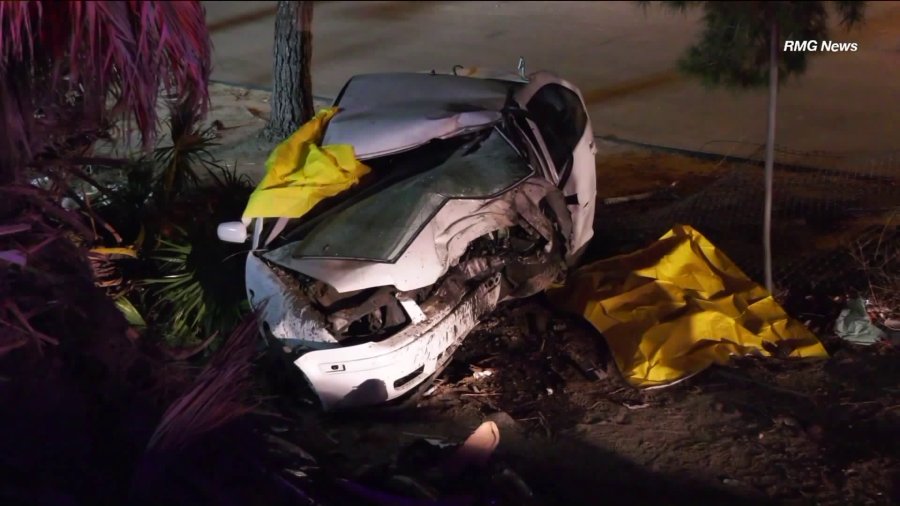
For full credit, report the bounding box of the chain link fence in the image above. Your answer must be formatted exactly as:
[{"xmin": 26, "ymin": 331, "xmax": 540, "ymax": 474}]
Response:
[{"xmin": 592, "ymin": 143, "xmax": 900, "ymax": 292}]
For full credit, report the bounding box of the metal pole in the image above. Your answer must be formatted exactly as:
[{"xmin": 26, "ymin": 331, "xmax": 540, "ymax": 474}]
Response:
[{"xmin": 763, "ymin": 18, "xmax": 779, "ymax": 293}]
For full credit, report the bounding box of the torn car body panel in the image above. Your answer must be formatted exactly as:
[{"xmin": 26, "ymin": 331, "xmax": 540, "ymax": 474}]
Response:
[
  {"xmin": 234, "ymin": 69, "xmax": 598, "ymax": 409},
  {"xmin": 263, "ymin": 175, "xmax": 564, "ymax": 293},
  {"xmin": 514, "ymin": 71, "xmax": 597, "ymax": 261}
]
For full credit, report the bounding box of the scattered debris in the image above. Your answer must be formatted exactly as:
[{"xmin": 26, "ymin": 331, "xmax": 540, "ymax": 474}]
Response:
[
  {"xmin": 884, "ymin": 318, "xmax": 900, "ymax": 344},
  {"xmin": 471, "ymin": 366, "xmax": 496, "ymax": 380},
  {"xmin": 601, "ymin": 181, "xmax": 679, "ymax": 205},
  {"xmin": 444, "ymin": 421, "xmax": 501, "ymax": 475},
  {"xmin": 835, "ymin": 297, "xmax": 887, "ymax": 345},
  {"xmin": 560, "ymin": 332, "xmax": 606, "ymax": 380},
  {"xmin": 772, "ymin": 414, "xmax": 801, "ymax": 429}
]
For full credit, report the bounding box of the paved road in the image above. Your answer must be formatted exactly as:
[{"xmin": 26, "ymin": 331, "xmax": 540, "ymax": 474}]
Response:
[{"xmin": 205, "ymin": 1, "xmax": 900, "ymax": 159}]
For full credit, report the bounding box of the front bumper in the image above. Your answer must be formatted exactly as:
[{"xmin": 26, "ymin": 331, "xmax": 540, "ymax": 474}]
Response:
[{"xmin": 246, "ymin": 254, "xmax": 502, "ymax": 410}]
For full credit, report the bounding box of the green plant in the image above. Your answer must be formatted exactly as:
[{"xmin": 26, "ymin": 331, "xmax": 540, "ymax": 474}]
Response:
[
  {"xmin": 143, "ymin": 237, "xmax": 203, "ymax": 345},
  {"xmin": 650, "ymin": 1, "xmax": 865, "ymax": 88},
  {"xmin": 82, "ymin": 115, "xmax": 254, "ymax": 348},
  {"xmin": 154, "ymin": 99, "xmax": 227, "ymax": 205},
  {"xmin": 142, "ymin": 235, "xmax": 243, "ymax": 349},
  {"xmin": 1, "ymin": 0, "xmax": 214, "ymax": 356},
  {"xmin": 136, "ymin": 164, "xmax": 254, "ymax": 349},
  {"xmin": 0, "ymin": 6, "xmax": 324, "ymax": 504},
  {"xmin": 1, "ymin": 1, "xmax": 211, "ymax": 181}
]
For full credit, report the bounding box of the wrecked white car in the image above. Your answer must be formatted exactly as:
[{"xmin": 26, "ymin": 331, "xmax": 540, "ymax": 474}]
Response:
[{"xmin": 221, "ymin": 70, "xmax": 597, "ymax": 410}]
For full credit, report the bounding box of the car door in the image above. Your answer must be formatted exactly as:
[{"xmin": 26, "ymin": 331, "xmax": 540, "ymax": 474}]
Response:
[{"xmin": 515, "ymin": 73, "xmax": 597, "ymax": 263}]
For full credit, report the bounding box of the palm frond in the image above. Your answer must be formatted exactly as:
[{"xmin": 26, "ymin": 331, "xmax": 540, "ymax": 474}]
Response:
[
  {"xmin": 146, "ymin": 93, "xmax": 240, "ymax": 208},
  {"xmin": 142, "ymin": 228, "xmax": 248, "ymax": 348},
  {"xmin": 833, "ymin": 1, "xmax": 865, "ymax": 29},
  {"xmin": 114, "ymin": 294, "xmax": 147, "ymax": 327},
  {"xmin": 1, "ymin": 1, "xmax": 211, "ymax": 174},
  {"xmin": 147, "ymin": 314, "xmax": 260, "ymax": 452}
]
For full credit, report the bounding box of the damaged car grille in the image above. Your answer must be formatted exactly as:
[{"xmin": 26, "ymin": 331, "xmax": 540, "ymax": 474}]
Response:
[{"xmin": 260, "ymin": 226, "xmax": 538, "ymax": 347}]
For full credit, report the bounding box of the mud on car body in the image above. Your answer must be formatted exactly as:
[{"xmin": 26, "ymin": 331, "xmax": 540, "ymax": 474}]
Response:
[{"xmin": 221, "ymin": 70, "xmax": 597, "ymax": 410}]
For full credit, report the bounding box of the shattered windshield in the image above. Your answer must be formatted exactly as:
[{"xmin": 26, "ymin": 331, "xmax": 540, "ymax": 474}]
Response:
[{"xmin": 264, "ymin": 127, "xmax": 532, "ymax": 264}]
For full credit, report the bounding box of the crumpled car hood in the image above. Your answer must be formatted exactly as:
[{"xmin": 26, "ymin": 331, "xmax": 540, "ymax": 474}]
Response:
[{"xmin": 263, "ymin": 129, "xmax": 532, "ymax": 265}]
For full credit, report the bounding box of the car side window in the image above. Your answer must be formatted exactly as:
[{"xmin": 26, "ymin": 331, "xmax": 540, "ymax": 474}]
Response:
[{"xmin": 525, "ymin": 84, "xmax": 587, "ymax": 173}]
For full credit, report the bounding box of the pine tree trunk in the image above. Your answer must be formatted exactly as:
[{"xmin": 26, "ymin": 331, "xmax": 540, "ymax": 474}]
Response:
[
  {"xmin": 763, "ymin": 19, "xmax": 779, "ymax": 294},
  {"xmin": 262, "ymin": 1, "xmax": 313, "ymax": 142}
]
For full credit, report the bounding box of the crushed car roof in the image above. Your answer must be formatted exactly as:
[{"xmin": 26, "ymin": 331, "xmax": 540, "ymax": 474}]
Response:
[{"xmin": 321, "ymin": 72, "xmax": 523, "ymax": 159}]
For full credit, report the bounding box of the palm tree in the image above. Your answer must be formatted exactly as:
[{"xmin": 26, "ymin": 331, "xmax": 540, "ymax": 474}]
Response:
[
  {"xmin": 1, "ymin": 0, "xmax": 221, "ymax": 348},
  {"xmin": 262, "ymin": 1, "xmax": 315, "ymax": 141},
  {"xmin": 0, "ymin": 0, "xmax": 212, "ymax": 183}
]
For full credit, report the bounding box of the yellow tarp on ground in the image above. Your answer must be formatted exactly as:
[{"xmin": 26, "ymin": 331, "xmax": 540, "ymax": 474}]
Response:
[
  {"xmin": 549, "ymin": 225, "xmax": 827, "ymax": 388},
  {"xmin": 243, "ymin": 107, "xmax": 371, "ymax": 219}
]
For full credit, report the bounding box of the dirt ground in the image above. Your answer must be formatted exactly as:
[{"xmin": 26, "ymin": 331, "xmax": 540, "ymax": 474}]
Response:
[
  {"xmin": 196, "ymin": 83, "xmax": 899, "ymax": 505},
  {"xmin": 252, "ymin": 158, "xmax": 900, "ymax": 505},
  {"xmin": 261, "ymin": 296, "xmax": 899, "ymax": 505}
]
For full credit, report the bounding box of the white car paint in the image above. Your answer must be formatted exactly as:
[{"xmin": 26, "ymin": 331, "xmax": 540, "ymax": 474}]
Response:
[
  {"xmin": 515, "ymin": 71, "xmax": 597, "ymax": 261},
  {"xmin": 246, "ymin": 253, "xmax": 339, "ymax": 348},
  {"xmin": 296, "ymin": 273, "xmax": 503, "ymax": 410},
  {"xmin": 229, "ymin": 69, "xmax": 598, "ymax": 409},
  {"xmin": 270, "ymin": 196, "xmax": 515, "ymax": 293}
]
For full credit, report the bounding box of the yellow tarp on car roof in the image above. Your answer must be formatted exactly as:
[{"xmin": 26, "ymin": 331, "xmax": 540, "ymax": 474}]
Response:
[
  {"xmin": 549, "ymin": 225, "xmax": 827, "ymax": 388},
  {"xmin": 243, "ymin": 107, "xmax": 371, "ymax": 219}
]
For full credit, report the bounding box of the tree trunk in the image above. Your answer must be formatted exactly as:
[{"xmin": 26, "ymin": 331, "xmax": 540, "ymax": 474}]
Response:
[
  {"xmin": 763, "ymin": 18, "xmax": 778, "ymax": 294},
  {"xmin": 262, "ymin": 1, "xmax": 314, "ymax": 142}
]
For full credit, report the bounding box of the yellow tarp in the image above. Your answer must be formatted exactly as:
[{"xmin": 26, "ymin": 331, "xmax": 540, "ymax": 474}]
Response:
[
  {"xmin": 549, "ymin": 225, "xmax": 827, "ymax": 388},
  {"xmin": 243, "ymin": 107, "xmax": 371, "ymax": 219}
]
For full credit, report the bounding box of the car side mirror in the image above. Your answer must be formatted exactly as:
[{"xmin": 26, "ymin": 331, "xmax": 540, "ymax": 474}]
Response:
[{"xmin": 218, "ymin": 221, "xmax": 249, "ymax": 243}]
